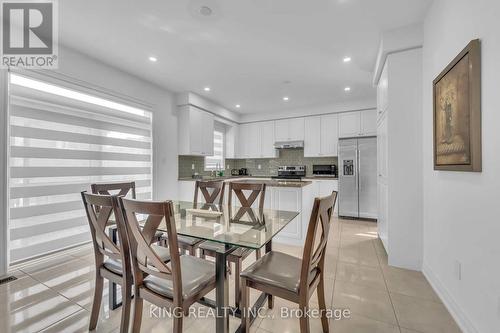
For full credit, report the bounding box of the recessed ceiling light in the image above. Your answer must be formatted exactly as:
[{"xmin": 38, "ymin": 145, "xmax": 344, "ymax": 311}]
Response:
[
  {"xmin": 344, "ymin": 86, "xmax": 351, "ymax": 92},
  {"xmin": 235, "ymin": 104, "xmax": 241, "ymax": 108},
  {"xmin": 343, "ymin": 57, "xmax": 351, "ymax": 62},
  {"xmin": 199, "ymin": 6, "xmax": 213, "ymax": 16},
  {"xmin": 148, "ymin": 56, "xmax": 157, "ymax": 62},
  {"xmin": 283, "ymin": 96, "xmax": 289, "ymax": 101},
  {"xmin": 204, "ymin": 87, "xmax": 211, "ymax": 92}
]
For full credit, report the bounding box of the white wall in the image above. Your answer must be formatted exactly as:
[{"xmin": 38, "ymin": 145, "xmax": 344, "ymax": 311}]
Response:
[
  {"xmin": 53, "ymin": 46, "xmax": 179, "ymax": 200},
  {"xmin": 422, "ymin": 1, "xmax": 500, "ymax": 332}
]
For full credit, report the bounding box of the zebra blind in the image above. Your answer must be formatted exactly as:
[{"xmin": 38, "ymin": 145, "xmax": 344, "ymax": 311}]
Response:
[{"xmin": 8, "ymin": 73, "xmax": 153, "ymax": 263}]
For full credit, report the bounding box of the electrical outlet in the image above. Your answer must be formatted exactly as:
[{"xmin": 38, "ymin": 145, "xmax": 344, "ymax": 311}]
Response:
[
  {"xmin": 454, "ymin": 260, "xmax": 462, "ymax": 281},
  {"xmin": 227, "ymin": 164, "xmax": 230, "ymax": 169},
  {"xmin": 258, "ymin": 164, "xmax": 261, "ymax": 170},
  {"xmin": 191, "ymin": 164, "xmax": 195, "ymax": 170}
]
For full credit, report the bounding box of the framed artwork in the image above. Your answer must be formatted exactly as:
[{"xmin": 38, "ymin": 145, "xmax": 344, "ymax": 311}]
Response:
[{"xmin": 433, "ymin": 39, "xmax": 481, "ymax": 171}]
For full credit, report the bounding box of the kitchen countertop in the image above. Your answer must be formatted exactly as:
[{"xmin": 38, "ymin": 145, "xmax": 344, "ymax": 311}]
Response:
[{"xmin": 178, "ymin": 175, "xmax": 313, "ymax": 187}]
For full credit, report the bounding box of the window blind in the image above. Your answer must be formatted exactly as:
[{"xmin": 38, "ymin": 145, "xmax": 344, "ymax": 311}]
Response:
[
  {"xmin": 8, "ymin": 73, "xmax": 153, "ymax": 263},
  {"xmin": 205, "ymin": 125, "xmax": 225, "ymax": 171}
]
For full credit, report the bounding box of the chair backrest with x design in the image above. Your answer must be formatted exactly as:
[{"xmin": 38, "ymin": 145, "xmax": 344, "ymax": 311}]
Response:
[
  {"xmin": 119, "ymin": 198, "xmax": 183, "ymax": 304},
  {"xmin": 228, "ymin": 182, "xmax": 266, "ymax": 210},
  {"xmin": 81, "ymin": 192, "xmax": 129, "ymax": 264},
  {"xmin": 193, "ymin": 180, "xmax": 225, "ymax": 206},
  {"xmin": 300, "ymin": 191, "xmax": 337, "ymax": 291},
  {"xmin": 91, "ymin": 181, "xmax": 137, "ymax": 199}
]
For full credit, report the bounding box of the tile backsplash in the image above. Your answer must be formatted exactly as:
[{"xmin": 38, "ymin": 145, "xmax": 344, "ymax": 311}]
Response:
[{"xmin": 178, "ymin": 149, "xmax": 337, "ymax": 178}]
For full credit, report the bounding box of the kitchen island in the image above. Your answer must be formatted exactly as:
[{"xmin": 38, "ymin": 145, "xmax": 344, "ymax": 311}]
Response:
[{"xmin": 178, "ymin": 176, "xmax": 337, "ymax": 245}]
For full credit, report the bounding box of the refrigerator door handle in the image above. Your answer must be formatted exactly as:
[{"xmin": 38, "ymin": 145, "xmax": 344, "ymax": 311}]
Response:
[
  {"xmin": 355, "ymin": 148, "xmax": 359, "ymax": 190},
  {"xmin": 357, "ymin": 148, "xmax": 361, "ymax": 190}
]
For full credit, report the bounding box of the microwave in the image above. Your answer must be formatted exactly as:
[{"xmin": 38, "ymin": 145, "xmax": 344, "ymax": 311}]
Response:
[{"xmin": 312, "ymin": 164, "xmax": 337, "ymax": 177}]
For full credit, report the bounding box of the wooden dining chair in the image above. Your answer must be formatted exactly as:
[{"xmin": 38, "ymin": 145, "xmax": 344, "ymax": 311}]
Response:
[
  {"xmin": 199, "ymin": 182, "xmax": 266, "ymax": 309},
  {"xmin": 240, "ymin": 191, "xmax": 338, "ymax": 333},
  {"xmin": 171, "ymin": 180, "xmax": 227, "ymax": 256},
  {"xmin": 119, "ymin": 198, "xmax": 217, "ymax": 333},
  {"xmin": 91, "ymin": 181, "xmax": 163, "ymax": 244},
  {"xmin": 82, "ymin": 192, "xmax": 170, "ymax": 333}
]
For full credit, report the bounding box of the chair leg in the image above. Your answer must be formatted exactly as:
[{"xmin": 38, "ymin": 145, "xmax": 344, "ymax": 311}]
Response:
[
  {"xmin": 267, "ymin": 294, "xmax": 274, "ymax": 309},
  {"xmin": 131, "ymin": 295, "xmax": 143, "ymax": 333},
  {"xmin": 173, "ymin": 315, "xmax": 183, "ymax": 333},
  {"xmin": 119, "ymin": 278, "xmax": 132, "ymax": 333},
  {"xmin": 317, "ymin": 275, "xmax": 329, "ymax": 333},
  {"xmin": 240, "ymin": 277, "xmax": 250, "ymax": 333},
  {"xmin": 298, "ymin": 301, "xmax": 310, "ymax": 333},
  {"xmin": 255, "ymin": 248, "xmax": 261, "ymax": 260},
  {"xmin": 234, "ymin": 259, "xmax": 241, "ymax": 309},
  {"xmin": 89, "ymin": 273, "xmax": 104, "ymax": 330},
  {"xmin": 189, "ymin": 246, "xmax": 196, "ymax": 256},
  {"xmin": 200, "ymin": 249, "xmax": 206, "ymax": 259}
]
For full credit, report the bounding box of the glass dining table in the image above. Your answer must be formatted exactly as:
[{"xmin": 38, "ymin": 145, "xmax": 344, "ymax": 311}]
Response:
[{"xmin": 108, "ymin": 200, "xmax": 299, "ymax": 333}]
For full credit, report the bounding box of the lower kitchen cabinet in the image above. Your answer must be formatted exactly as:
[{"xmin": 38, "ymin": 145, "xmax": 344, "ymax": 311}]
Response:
[{"xmin": 312, "ymin": 179, "xmax": 339, "ymax": 214}]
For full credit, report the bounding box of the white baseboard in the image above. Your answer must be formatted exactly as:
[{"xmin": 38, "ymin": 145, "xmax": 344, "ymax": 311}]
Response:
[{"xmin": 422, "ymin": 263, "xmax": 478, "ymax": 333}]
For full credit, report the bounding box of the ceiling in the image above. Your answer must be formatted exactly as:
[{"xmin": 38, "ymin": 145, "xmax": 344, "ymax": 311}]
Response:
[{"xmin": 59, "ymin": 0, "xmax": 432, "ymax": 114}]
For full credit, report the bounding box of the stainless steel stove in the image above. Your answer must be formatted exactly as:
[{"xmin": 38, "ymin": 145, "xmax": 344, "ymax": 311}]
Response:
[{"xmin": 272, "ymin": 165, "xmax": 306, "ymax": 180}]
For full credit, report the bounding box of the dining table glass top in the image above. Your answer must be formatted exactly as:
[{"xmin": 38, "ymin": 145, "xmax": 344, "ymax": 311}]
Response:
[{"xmin": 149, "ymin": 201, "xmax": 299, "ymax": 250}]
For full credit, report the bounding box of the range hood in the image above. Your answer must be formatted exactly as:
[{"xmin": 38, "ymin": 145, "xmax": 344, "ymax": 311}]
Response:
[{"xmin": 273, "ymin": 140, "xmax": 304, "ymax": 149}]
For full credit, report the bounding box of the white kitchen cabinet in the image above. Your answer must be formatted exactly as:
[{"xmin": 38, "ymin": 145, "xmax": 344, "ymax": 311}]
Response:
[
  {"xmin": 237, "ymin": 123, "xmax": 250, "ymax": 158},
  {"xmin": 274, "ymin": 118, "xmax": 304, "ymax": 141},
  {"xmin": 339, "ymin": 110, "xmax": 376, "ymax": 138},
  {"xmin": 339, "ymin": 112, "xmax": 361, "ymax": 138},
  {"xmin": 360, "ymin": 110, "xmax": 377, "ymax": 136},
  {"xmin": 178, "ymin": 106, "xmax": 214, "ymax": 156},
  {"xmin": 304, "ymin": 116, "xmax": 321, "ymax": 157},
  {"xmin": 375, "ymin": 48, "xmax": 422, "ymax": 270},
  {"xmin": 312, "ymin": 179, "xmax": 339, "ymax": 214},
  {"xmin": 320, "ymin": 114, "xmax": 339, "ymax": 156},
  {"xmin": 260, "ymin": 121, "xmax": 277, "ymax": 158},
  {"xmin": 304, "ymin": 115, "xmax": 338, "ymax": 157},
  {"xmin": 274, "ymin": 119, "xmax": 289, "ymax": 141},
  {"xmin": 272, "ymin": 187, "xmax": 302, "ymax": 241},
  {"xmin": 238, "ymin": 122, "xmax": 277, "ymax": 159},
  {"xmin": 225, "ymin": 124, "xmax": 238, "ymax": 159},
  {"xmin": 289, "ymin": 118, "xmax": 305, "ymax": 140},
  {"xmin": 247, "ymin": 122, "xmax": 261, "ymax": 158},
  {"xmin": 377, "ymin": 182, "xmax": 388, "ymax": 250}
]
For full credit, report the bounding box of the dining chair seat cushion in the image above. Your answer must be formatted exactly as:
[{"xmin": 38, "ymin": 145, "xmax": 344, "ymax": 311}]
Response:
[
  {"xmin": 143, "ymin": 255, "xmax": 215, "ymax": 299},
  {"xmin": 177, "ymin": 235, "xmax": 204, "ymax": 246},
  {"xmin": 103, "ymin": 244, "xmax": 171, "ymax": 275},
  {"xmin": 199, "ymin": 240, "xmax": 252, "ymax": 258},
  {"xmin": 241, "ymin": 251, "xmax": 318, "ymax": 294}
]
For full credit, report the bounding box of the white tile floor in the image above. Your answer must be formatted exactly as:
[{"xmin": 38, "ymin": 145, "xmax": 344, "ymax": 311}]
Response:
[{"xmin": 2, "ymin": 217, "xmax": 462, "ymax": 333}]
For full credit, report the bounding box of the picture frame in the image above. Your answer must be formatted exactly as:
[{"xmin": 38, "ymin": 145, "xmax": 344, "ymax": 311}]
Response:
[{"xmin": 433, "ymin": 39, "xmax": 481, "ymax": 172}]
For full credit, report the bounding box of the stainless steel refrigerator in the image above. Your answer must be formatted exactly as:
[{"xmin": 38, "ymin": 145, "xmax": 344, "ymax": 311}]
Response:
[{"xmin": 338, "ymin": 137, "xmax": 377, "ymax": 219}]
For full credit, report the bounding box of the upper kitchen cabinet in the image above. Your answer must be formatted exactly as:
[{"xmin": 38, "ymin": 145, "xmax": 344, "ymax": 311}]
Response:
[
  {"xmin": 238, "ymin": 121, "xmax": 277, "ymax": 158},
  {"xmin": 275, "ymin": 117, "xmax": 304, "ymax": 141},
  {"xmin": 260, "ymin": 121, "xmax": 278, "ymax": 158},
  {"xmin": 360, "ymin": 110, "xmax": 377, "ymax": 136},
  {"xmin": 178, "ymin": 105, "xmax": 214, "ymax": 156},
  {"xmin": 304, "ymin": 114, "xmax": 338, "ymax": 157},
  {"xmin": 339, "ymin": 110, "xmax": 376, "ymax": 138},
  {"xmin": 225, "ymin": 124, "xmax": 238, "ymax": 159}
]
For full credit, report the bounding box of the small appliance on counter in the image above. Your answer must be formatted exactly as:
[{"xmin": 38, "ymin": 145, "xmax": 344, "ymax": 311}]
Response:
[
  {"xmin": 231, "ymin": 169, "xmax": 240, "ymax": 176},
  {"xmin": 238, "ymin": 168, "xmax": 249, "ymax": 176},
  {"xmin": 312, "ymin": 164, "xmax": 337, "ymax": 177},
  {"xmin": 272, "ymin": 165, "xmax": 306, "ymax": 180}
]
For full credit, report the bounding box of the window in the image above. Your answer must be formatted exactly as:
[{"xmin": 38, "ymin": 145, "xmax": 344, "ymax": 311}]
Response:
[
  {"xmin": 8, "ymin": 73, "xmax": 152, "ymax": 263},
  {"xmin": 205, "ymin": 125, "xmax": 225, "ymax": 171}
]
